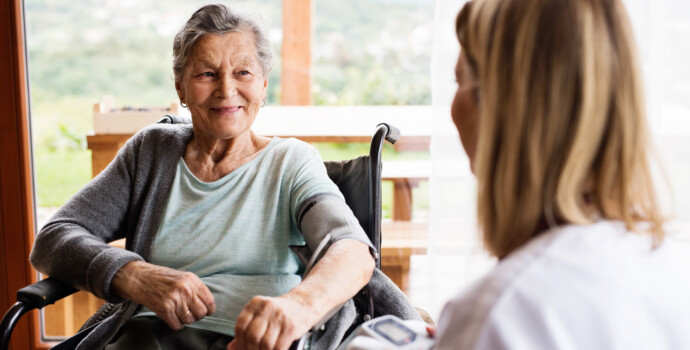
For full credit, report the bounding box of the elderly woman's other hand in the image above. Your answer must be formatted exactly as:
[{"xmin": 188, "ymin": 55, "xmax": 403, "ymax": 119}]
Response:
[
  {"xmin": 228, "ymin": 293, "xmax": 319, "ymax": 350},
  {"xmin": 227, "ymin": 239, "xmax": 374, "ymax": 350},
  {"xmin": 111, "ymin": 260, "xmax": 216, "ymax": 330}
]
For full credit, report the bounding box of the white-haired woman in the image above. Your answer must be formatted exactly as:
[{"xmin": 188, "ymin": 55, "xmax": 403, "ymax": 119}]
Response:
[
  {"xmin": 29, "ymin": 4, "xmax": 412, "ymax": 350},
  {"xmin": 433, "ymin": 0, "xmax": 690, "ymax": 348}
]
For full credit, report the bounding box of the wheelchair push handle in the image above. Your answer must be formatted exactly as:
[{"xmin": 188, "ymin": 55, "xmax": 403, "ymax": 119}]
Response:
[{"xmin": 375, "ymin": 123, "xmax": 400, "ymax": 145}]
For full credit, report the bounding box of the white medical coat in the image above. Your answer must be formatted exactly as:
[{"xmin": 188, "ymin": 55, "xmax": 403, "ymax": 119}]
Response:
[{"xmin": 435, "ymin": 221, "xmax": 690, "ymax": 350}]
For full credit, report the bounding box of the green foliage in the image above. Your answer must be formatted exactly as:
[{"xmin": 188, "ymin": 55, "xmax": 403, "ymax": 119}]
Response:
[
  {"xmin": 313, "ymin": 0, "xmax": 434, "ymax": 105},
  {"xmin": 49, "ymin": 124, "xmax": 85, "ymax": 151},
  {"xmin": 25, "ymin": 0, "xmax": 433, "ymax": 108},
  {"xmin": 31, "ymin": 95, "xmax": 93, "ymax": 154},
  {"xmin": 34, "ymin": 150, "xmax": 92, "ymax": 207}
]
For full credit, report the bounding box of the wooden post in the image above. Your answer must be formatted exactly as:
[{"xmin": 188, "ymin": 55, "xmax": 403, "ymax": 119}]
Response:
[{"xmin": 281, "ymin": 0, "xmax": 312, "ymax": 105}]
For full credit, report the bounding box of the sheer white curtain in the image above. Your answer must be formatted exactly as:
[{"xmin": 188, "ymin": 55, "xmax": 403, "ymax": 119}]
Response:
[
  {"xmin": 422, "ymin": 0, "xmax": 690, "ymax": 319},
  {"xmin": 624, "ymin": 0, "xmax": 690, "ymax": 234},
  {"xmin": 410, "ymin": 0, "xmax": 495, "ymax": 320}
]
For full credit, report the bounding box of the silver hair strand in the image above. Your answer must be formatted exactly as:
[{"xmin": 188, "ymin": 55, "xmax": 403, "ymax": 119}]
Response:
[{"xmin": 172, "ymin": 4, "xmax": 273, "ymax": 82}]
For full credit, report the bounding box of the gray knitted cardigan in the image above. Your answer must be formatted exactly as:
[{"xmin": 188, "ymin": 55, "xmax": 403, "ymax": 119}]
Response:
[{"xmin": 30, "ymin": 124, "xmax": 420, "ymax": 349}]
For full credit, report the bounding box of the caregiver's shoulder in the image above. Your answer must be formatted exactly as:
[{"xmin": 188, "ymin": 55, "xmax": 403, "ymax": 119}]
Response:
[{"xmin": 436, "ymin": 221, "xmax": 690, "ymax": 349}]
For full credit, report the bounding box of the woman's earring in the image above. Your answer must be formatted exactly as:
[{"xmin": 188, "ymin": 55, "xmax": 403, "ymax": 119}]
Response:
[
  {"xmin": 261, "ymin": 98, "xmax": 266, "ymax": 108},
  {"xmin": 181, "ymin": 102, "xmax": 188, "ymax": 109}
]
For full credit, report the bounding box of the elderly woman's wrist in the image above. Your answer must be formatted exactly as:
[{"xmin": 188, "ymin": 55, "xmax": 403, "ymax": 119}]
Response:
[
  {"xmin": 110, "ymin": 260, "xmax": 146, "ymax": 299},
  {"xmin": 284, "ymin": 288, "xmax": 323, "ymax": 318}
]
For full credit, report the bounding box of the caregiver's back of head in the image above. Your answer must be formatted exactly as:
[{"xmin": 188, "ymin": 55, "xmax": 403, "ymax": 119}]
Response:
[{"xmin": 436, "ymin": 0, "xmax": 690, "ymax": 349}]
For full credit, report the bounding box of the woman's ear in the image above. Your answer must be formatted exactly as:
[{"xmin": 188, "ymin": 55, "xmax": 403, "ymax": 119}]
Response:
[{"xmin": 175, "ymin": 80, "xmax": 186, "ymax": 104}]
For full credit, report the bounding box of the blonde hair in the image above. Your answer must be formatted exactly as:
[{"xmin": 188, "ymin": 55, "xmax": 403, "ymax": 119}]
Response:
[{"xmin": 456, "ymin": 0, "xmax": 664, "ymax": 258}]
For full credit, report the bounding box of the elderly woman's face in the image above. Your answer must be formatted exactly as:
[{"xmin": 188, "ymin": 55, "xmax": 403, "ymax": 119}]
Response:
[
  {"xmin": 176, "ymin": 32, "xmax": 267, "ymax": 140},
  {"xmin": 451, "ymin": 52, "xmax": 480, "ymax": 173}
]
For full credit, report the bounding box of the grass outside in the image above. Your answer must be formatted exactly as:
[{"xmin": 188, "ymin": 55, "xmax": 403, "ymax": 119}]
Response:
[
  {"xmin": 313, "ymin": 142, "xmax": 429, "ymax": 162},
  {"xmin": 34, "ymin": 149, "xmax": 92, "ymax": 208}
]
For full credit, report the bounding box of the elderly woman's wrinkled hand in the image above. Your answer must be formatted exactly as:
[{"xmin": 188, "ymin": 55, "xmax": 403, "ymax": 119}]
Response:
[
  {"xmin": 111, "ymin": 260, "xmax": 216, "ymax": 330},
  {"xmin": 227, "ymin": 293, "xmax": 320, "ymax": 350}
]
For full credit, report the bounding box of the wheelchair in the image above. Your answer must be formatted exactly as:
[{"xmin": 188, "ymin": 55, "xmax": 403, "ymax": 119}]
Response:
[{"xmin": 1, "ymin": 121, "xmax": 401, "ymax": 350}]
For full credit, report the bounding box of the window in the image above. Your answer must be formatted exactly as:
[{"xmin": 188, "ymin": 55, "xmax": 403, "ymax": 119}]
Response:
[{"xmin": 17, "ymin": 0, "xmax": 689, "ymax": 345}]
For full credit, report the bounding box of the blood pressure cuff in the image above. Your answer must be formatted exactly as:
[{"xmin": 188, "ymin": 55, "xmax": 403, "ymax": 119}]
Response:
[{"xmin": 291, "ymin": 193, "xmax": 377, "ymax": 267}]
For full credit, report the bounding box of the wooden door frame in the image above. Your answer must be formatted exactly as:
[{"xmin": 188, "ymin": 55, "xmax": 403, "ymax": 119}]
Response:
[{"xmin": 0, "ymin": 0, "xmax": 44, "ymax": 349}]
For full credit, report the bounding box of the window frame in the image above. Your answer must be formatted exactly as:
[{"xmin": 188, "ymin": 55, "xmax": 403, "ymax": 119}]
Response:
[{"xmin": 0, "ymin": 0, "xmax": 48, "ymax": 348}]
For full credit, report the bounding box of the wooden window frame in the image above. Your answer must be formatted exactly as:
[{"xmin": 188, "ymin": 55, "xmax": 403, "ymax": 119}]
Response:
[{"xmin": 0, "ymin": 0, "xmax": 47, "ymax": 349}]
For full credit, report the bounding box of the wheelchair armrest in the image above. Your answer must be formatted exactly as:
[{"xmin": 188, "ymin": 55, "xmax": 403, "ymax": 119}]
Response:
[
  {"xmin": 17, "ymin": 277, "xmax": 78, "ymax": 309},
  {"xmin": 1, "ymin": 278, "xmax": 77, "ymax": 350}
]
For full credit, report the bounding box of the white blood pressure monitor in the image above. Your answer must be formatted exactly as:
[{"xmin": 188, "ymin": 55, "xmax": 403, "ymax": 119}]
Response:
[{"xmin": 341, "ymin": 315, "xmax": 435, "ymax": 350}]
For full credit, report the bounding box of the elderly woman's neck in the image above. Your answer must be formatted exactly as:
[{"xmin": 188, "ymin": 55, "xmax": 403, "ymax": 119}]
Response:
[
  {"xmin": 184, "ymin": 131, "xmax": 269, "ymax": 181},
  {"xmin": 194, "ymin": 132, "xmax": 260, "ymax": 159}
]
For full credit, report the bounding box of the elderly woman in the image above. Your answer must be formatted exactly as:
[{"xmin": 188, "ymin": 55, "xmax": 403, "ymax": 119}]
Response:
[
  {"xmin": 432, "ymin": 0, "xmax": 690, "ymax": 348},
  {"xmin": 30, "ymin": 4, "xmax": 379, "ymax": 350}
]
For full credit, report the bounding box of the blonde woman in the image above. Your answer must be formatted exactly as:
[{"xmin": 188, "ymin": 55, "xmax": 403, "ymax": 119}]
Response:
[{"xmin": 435, "ymin": 0, "xmax": 690, "ymax": 348}]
